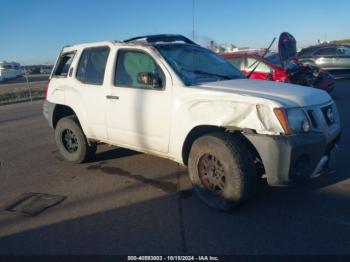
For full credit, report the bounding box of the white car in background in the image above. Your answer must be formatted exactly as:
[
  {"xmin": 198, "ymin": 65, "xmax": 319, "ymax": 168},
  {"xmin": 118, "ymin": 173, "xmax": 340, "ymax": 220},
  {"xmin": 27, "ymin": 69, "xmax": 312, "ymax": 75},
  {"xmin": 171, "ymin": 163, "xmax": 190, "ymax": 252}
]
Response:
[{"xmin": 0, "ymin": 61, "xmax": 22, "ymax": 81}]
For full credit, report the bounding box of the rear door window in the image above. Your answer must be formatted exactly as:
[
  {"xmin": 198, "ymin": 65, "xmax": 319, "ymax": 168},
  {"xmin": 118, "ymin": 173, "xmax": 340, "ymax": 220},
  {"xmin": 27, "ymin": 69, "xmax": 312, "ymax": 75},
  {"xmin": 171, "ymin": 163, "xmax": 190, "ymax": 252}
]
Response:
[
  {"xmin": 76, "ymin": 47, "xmax": 110, "ymax": 85},
  {"xmin": 314, "ymin": 48, "xmax": 336, "ymax": 57},
  {"xmin": 54, "ymin": 52, "xmax": 75, "ymax": 77}
]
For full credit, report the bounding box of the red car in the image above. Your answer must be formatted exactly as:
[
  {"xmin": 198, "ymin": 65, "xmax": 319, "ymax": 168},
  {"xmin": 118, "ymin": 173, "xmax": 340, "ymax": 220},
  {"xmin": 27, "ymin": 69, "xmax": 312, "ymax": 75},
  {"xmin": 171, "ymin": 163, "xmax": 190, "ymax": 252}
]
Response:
[{"xmin": 222, "ymin": 32, "xmax": 335, "ymax": 92}]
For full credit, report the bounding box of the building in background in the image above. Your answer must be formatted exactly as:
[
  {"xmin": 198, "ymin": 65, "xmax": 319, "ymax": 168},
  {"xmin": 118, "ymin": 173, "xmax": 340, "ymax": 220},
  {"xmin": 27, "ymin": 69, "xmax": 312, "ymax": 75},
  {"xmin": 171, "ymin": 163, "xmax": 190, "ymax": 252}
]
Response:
[
  {"xmin": 207, "ymin": 40, "xmax": 224, "ymax": 53},
  {"xmin": 207, "ymin": 40, "xmax": 252, "ymax": 53}
]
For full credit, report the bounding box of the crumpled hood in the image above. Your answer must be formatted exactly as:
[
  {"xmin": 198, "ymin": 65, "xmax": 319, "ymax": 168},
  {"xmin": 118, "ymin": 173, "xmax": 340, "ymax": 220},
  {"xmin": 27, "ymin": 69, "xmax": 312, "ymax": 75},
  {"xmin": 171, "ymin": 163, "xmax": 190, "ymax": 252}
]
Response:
[{"xmin": 197, "ymin": 79, "xmax": 332, "ymax": 108}]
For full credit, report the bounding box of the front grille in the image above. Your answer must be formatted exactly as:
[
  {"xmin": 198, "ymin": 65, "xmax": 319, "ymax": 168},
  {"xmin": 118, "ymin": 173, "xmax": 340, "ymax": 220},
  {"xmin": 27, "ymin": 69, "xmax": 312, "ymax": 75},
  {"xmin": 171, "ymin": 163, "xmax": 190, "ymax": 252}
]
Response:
[
  {"xmin": 307, "ymin": 110, "xmax": 318, "ymax": 128},
  {"xmin": 304, "ymin": 102, "xmax": 339, "ymax": 132},
  {"xmin": 321, "ymin": 105, "xmax": 335, "ymax": 126}
]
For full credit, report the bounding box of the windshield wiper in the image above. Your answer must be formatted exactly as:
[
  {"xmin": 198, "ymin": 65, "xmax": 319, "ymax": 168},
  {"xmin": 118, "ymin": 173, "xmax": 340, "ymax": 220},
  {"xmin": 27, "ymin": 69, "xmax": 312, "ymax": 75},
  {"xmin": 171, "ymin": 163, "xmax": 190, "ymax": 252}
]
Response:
[
  {"xmin": 246, "ymin": 37, "xmax": 276, "ymax": 79},
  {"xmin": 181, "ymin": 68, "xmax": 235, "ymax": 80}
]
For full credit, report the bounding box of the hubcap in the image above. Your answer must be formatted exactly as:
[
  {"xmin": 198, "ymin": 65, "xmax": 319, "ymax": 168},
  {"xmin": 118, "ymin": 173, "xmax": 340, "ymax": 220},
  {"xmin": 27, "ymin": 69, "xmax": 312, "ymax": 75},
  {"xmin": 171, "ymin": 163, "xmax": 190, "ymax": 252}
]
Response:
[
  {"xmin": 198, "ymin": 154, "xmax": 226, "ymax": 194},
  {"xmin": 61, "ymin": 129, "xmax": 79, "ymax": 153}
]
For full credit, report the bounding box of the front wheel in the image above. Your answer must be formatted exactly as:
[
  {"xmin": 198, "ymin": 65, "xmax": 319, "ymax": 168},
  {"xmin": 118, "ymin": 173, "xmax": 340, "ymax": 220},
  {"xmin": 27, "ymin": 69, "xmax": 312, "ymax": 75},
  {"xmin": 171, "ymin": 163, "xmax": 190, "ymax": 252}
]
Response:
[
  {"xmin": 55, "ymin": 116, "xmax": 96, "ymax": 163},
  {"xmin": 188, "ymin": 133, "xmax": 257, "ymax": 211}
]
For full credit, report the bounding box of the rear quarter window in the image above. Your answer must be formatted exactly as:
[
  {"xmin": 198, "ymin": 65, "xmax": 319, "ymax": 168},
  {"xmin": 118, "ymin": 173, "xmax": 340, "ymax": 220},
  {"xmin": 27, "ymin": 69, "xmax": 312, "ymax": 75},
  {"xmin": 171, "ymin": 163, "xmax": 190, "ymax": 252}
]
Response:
[
  {"xmin": 54, "ymin": 52, "xmax": 75, "ymax": 77},
  {"xmin": 336, "ymin": 46, "xmax": 350, "ymax": 56}
]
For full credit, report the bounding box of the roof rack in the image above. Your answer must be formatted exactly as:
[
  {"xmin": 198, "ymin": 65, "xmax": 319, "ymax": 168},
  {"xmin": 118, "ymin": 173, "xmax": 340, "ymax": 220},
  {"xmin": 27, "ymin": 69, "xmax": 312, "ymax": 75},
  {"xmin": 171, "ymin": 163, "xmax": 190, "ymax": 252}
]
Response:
[{"xmin": 124, "ymin": 34, "xmax": 198, "ymax": 45}]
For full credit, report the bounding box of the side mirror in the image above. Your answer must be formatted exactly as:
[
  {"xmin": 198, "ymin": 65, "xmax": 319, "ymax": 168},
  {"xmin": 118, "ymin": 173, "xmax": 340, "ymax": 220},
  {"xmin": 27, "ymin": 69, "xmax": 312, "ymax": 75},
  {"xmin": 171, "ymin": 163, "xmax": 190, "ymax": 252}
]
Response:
[{"xmin": 137, "ymin": 72, "xmax": 162, "ymax": 89}]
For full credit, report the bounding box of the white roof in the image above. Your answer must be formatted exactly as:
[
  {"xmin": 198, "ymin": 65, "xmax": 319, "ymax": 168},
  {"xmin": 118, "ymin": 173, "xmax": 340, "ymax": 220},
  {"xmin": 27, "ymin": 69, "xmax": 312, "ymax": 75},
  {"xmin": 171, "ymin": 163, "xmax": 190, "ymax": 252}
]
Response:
[{"xmin": 61, "ymin": 39, "xmax": 159, "ymax": 52}]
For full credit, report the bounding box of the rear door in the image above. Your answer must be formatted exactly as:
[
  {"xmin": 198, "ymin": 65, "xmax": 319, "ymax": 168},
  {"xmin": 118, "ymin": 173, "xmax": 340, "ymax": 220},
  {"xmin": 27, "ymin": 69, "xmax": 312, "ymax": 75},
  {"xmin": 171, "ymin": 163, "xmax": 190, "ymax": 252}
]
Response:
[
  {"xmin": 313, "ymin": 47, "xmax": 337, "ymax": 69},
  {"xmin": 70, "ymin": 46, "xmax": 110, "ymax": 140},
  {"xmin": 335, "ymin": 46, "xmax": 350, "ymax": 70}
]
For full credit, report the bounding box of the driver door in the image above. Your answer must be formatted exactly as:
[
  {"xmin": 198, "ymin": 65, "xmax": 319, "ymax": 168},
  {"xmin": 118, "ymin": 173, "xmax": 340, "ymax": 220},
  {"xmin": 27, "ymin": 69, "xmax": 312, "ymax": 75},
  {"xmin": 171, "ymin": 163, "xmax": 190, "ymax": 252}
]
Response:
[{"xmin": 105, "ymin": 48, "xmax": 172, "ymax": 153}]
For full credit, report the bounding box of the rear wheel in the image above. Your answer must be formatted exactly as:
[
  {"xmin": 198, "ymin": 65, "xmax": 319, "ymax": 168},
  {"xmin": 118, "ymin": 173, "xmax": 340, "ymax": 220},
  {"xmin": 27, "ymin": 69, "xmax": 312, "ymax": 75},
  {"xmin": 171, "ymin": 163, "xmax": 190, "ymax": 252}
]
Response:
[
  {"xmin": 188, "ymin": 133, "xmax": 257, "ymax": 210},
  {"xmin": 55, "ymin": 116, "xmax": 96, "ymax": 163}
]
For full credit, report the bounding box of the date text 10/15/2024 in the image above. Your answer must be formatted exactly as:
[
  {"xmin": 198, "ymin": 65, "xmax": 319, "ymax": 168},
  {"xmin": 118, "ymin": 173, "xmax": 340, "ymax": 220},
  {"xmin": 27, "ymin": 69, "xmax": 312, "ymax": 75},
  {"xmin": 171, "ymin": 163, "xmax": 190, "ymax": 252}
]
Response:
[{"xmin": 127, "ymin": 256, "xmax": 220, "ymax": 261}]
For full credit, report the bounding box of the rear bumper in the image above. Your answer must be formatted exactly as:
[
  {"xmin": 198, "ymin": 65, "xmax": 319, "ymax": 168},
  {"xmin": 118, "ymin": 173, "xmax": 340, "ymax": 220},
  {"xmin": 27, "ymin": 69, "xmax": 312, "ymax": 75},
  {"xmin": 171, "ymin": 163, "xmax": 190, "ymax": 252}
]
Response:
[{"xmin": 244, "ymin": 130, "xmax": 341, "ymax": 186}]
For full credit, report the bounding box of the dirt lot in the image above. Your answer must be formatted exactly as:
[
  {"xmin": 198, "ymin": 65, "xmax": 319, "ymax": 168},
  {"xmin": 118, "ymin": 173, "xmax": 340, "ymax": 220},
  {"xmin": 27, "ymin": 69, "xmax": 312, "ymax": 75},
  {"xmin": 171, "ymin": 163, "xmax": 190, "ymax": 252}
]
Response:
[{"xmin": 0, "ymin": 79, "xmax": 349, "ymax": 255}]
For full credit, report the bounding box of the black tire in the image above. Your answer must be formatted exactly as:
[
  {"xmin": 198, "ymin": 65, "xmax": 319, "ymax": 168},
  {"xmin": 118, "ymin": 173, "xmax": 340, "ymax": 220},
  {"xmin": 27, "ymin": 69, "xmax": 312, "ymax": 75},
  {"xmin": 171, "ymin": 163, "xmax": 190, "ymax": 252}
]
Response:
[
  {"xmin": 55, "ymin": 116, "xmax": 97, "ymax": 163},
  {"xmin": 188, "ymin": 132, "xmax": 257, "ymax": 211}
]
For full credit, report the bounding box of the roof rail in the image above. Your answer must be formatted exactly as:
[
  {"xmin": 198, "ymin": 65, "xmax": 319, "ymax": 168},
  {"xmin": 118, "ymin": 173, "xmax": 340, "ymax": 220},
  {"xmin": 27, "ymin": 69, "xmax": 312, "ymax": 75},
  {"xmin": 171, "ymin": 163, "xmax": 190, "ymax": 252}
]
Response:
[{"xmin": 124, "ymin": 34, "xmax": 198, "ymax": 45}]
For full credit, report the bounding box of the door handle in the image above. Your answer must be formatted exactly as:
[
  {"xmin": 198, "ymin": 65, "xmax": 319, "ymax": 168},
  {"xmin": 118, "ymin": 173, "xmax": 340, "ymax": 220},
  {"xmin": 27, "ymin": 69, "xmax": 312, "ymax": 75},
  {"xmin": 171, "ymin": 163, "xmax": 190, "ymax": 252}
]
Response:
[
  {"xmin": 69, "ymin": 67, "xmax": 74, "ymax": 77},
  {"xmin": 106, "ymin": 95, "xmax": 119, "ymax": 100}
]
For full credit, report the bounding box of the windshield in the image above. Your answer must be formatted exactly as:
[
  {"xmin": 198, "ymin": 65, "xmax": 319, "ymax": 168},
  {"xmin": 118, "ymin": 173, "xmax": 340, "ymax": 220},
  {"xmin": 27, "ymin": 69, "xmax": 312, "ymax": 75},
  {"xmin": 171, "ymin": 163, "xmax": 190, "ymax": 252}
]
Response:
[
  {"xmin": 156, "ymin": 44, "xmax": 245, "ymax": 86},
  {"xmin": 265, "ymin": 53, "xmax": 282, "ymax": 68}
]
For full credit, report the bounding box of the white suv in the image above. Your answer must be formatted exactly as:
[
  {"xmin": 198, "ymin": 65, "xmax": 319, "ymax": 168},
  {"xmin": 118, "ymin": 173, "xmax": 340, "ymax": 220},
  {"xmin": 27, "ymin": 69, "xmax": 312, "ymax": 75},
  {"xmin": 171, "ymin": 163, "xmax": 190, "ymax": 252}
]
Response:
[{"xmin": 44, "ymin": 34, "xmax": 341, "ymax": 210}]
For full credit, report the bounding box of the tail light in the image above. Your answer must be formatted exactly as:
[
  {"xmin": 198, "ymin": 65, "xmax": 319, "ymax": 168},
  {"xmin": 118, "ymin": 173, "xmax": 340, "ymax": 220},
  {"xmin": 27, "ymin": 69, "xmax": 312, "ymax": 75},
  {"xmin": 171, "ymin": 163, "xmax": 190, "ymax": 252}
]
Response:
[{"xmin": 44, "ymin": 80, "xmax": 51, "ymax": 99}]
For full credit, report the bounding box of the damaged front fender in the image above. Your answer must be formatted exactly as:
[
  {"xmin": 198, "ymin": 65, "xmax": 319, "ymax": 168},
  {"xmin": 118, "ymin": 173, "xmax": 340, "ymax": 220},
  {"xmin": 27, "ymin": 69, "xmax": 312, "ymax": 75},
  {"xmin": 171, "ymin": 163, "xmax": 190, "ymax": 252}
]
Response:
[{"xmin": 187, "ymin": 100, "xmax": 284, "ymax": 135}]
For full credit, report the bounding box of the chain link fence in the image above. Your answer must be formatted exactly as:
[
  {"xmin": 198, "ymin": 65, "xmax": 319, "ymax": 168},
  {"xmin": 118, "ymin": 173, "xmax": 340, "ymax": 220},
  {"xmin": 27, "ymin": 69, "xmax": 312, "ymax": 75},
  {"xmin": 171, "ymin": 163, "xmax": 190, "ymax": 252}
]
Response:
[{"xmin": 0, "ymin": 72, "xmax": 47, "ymax": 106}]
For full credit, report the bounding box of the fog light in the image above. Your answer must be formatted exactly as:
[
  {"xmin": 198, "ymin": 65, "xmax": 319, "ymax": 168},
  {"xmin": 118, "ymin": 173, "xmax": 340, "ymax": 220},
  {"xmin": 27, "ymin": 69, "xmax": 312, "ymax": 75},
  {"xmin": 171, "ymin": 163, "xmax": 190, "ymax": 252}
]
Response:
[{"xmin": 302, "ymin": 120, "xmax": 310, "ymax": 132}]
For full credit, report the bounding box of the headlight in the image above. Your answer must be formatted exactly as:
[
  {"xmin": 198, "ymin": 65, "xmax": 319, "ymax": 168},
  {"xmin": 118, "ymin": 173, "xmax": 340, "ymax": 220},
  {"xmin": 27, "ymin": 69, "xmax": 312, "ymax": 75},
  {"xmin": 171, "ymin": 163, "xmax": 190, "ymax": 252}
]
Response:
[{"xmin": 274, "ymin": 108, "xmax": 310, "ymax": 134}]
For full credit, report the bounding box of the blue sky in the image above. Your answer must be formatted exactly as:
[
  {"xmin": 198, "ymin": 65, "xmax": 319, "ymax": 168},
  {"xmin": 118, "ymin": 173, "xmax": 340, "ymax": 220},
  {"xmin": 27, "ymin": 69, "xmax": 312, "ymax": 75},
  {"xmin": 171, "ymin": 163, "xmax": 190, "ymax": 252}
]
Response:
[{"xmin": 1, "ymin": 0, "xmax": 349, "ymax": 65}]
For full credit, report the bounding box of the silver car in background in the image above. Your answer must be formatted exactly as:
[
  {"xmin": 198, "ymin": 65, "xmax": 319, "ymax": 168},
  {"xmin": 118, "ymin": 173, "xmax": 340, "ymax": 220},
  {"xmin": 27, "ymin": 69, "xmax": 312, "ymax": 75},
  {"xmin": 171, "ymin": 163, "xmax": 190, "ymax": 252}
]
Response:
[
  {"xmin": 40, "ymin": 65, "xmax": 53, "ymax": 74},
  {"xmin": 298, "ymin": 45, "xmax": 350, "ymax": 72}
]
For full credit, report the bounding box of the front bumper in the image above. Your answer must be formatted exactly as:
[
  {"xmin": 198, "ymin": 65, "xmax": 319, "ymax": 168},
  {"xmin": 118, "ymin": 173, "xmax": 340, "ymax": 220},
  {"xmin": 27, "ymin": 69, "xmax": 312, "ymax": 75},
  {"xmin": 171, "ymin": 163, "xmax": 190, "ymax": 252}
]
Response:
[
  {"xmin": 43, "ymin": 100, "xmax": 55, "ymax": 128},
  {"xmin": 314, "ymin": 71, "xmax": 336, "ymax": 93},
  {"xmin": 314, "ymin": 78, "xmax": 335, "ymax": 93},
  {"xmin": 244, "ymin": 130, "xmax": 341, "ymax": 186}
]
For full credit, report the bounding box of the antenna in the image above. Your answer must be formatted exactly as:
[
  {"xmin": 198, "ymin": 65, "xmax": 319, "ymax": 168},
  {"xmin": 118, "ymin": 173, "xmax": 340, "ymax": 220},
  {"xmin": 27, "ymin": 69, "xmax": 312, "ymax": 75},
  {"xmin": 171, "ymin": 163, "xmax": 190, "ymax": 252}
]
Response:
[
  {"xmin": 192, "ymin": 0, "xmax": 195, "ymax": 41},
  {"xmin": 192, "ymin": 0, "xmax": 195, "ymax": 70}
]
